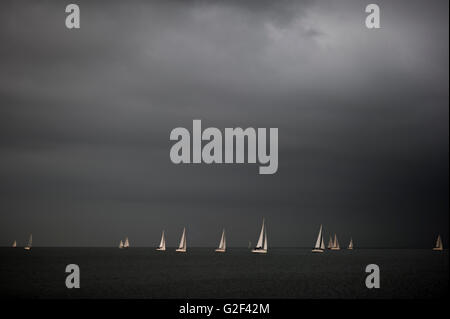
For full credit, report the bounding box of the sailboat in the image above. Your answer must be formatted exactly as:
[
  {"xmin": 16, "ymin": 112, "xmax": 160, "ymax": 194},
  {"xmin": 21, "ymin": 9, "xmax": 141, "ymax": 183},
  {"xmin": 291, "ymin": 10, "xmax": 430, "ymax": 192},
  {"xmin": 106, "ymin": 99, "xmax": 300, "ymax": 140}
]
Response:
[
  {"xmin": 156, "ymin": 230, "xmax": 166, "ymax": 251},
  {"xmin": 327, "ymin": 235, "xmax": 333, "ymax": 249},
  {"xmin": 123, "ymin": 237, "xmax": 130, "ymax": 249},
  {"xmin": 330, "ymin": 233, "xmax": 340, "ymax": 250},
  {"xmin": 12, "ymin": 240, "xmax": 17, "ymax": 248},
  {"xmin": 176, "ymin": 228, "xmax": 187, "ymax": 253},
  {"xmin": 433, "ymin": 235, "xmax": 443, "ymax": 251},
  {"xmin": 252, "ymin": 218, "xmax": 267, "ymax": 254},
  {"xmin": 248, "ymin": 241, "xmax": 252, "ymax": 249},
  {"xmin": 119, "ymin": 240, "xmax": 124, "ymax": 249},
  {"xmin": 312, "ymin": 224, "xmax": 325, "ymax": 253},
  {"xmin": 24, "ymin": 234, "xmax": 32, "ymax": 251},
  {"xmin": 215, "ymin": 229, "xmax": 226, "ymax": 253},
  {"xmin": 348, "ymin": 238, "xmax": 354, "ymax": 250}
]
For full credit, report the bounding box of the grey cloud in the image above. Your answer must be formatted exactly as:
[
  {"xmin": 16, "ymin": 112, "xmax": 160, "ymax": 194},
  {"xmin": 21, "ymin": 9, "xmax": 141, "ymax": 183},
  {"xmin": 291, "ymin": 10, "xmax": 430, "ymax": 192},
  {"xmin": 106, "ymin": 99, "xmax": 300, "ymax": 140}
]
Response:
[{"xmin": 0, "ymin": 0, "xmax": 448, "ymax": 247}]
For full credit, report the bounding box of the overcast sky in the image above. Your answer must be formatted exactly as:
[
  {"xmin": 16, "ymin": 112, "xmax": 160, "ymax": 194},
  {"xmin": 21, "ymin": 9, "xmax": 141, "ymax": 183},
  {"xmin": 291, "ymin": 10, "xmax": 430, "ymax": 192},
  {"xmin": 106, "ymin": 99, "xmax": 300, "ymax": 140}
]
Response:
[{"xmin": 0, "ymin": 0, "xmax": 448, "ymax": 247}]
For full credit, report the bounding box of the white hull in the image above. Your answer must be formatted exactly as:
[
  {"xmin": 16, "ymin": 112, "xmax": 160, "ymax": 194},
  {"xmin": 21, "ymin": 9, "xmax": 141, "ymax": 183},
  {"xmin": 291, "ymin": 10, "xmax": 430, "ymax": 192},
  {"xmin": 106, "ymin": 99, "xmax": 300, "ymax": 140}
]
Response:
[
  {"xmin": 156, "ymin": 247, "xmax": 166, "ymax": 251},
  {"xmin": 251, "ymin": 249, "xmax": 267, "ymax": 254},
  {"xmin": 311, "ymin": 249, "xmax": 324, "ymax": 253},
  {"xmin": 433, "ymin": 247, "xmax": 443, "ymax": 251},
  {"xmin": 215, "ymin": 248, "xmax": 226, "ymax": 253},
  {"xmin": 175, "ymin": 248, "xmax": 186, "ymax": 253},
  {"xmin": 24, "ymin": 247, "xmax": 31, "ymax": 251}
]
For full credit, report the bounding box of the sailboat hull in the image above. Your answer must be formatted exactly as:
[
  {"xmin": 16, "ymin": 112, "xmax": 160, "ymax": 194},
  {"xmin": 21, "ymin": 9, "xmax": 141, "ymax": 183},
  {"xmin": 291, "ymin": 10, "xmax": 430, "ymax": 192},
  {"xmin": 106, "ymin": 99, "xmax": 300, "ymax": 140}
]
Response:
[
  {"xmin": 330, "ymin": 248, "xmax": 340, "ymax": 250},
  {"xmin": 24, "ymin": 247, "xmax": 31, "ymax": 250},
  {"xmin": 156, "ymin": 247, "xmax": 166, "ymax": 251},
  {"xmin": 251, "ymin": 249, "xmax": 267, "ymax": 254},
  {"xmin": 215, "ymin": 248, "xmax": 226, "ymax": 253},
  {"xmin": 175, "ymin": 248, "xmax": 186, "ymax": 253},
  {"xmin": 433, "ymin": 247, "xmax": 443, "ymax": 251},
  {"xmin": 311, "ymin": 249, "xmax": 324, "ymax": 253}
]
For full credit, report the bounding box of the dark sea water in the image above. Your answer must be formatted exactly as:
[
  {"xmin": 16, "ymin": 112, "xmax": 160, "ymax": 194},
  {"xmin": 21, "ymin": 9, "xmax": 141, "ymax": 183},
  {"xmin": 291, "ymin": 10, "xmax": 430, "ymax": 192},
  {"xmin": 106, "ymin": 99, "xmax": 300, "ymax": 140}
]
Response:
[{"xmin": 0, "ymin": 248, "xmax": 447, "ymax": 299}]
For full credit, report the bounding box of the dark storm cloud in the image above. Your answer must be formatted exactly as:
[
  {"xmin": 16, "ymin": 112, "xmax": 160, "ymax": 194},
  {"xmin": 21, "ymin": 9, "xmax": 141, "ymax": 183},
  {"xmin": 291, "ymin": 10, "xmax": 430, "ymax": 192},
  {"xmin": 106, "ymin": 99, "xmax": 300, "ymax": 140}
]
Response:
[{"xmin": 0, "ymin": 0, "xmax": 448, "ymax": 247}]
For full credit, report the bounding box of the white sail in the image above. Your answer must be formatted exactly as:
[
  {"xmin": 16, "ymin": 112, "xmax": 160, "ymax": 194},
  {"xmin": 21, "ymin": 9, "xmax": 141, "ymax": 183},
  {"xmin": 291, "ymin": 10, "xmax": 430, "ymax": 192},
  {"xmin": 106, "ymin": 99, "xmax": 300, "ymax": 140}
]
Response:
[
  {"xmin": 157, "ymin": 231, "xmax": 166, "ymax": 251},
  {"xmin": 256, "ymin": 219, "xmax": 265, "ymax": 248},
  {"xmin": 263, "ymin": 231, "xmax": 267, "ymax": 250},
  {"xmin": 348, "ymin": 238, "xmax": 353, "ymax": 249},
  {"xmin": 312, "ymin": 225, "xmax": 324, "ymax": 252},
  {"xmin": 179, "ymin": 228, "xmax": 185, "ymax": 249},
  {"xmin": 124, "ymin": 237, "xmax": 129, "ymax": 248},
  {"xmin": 219, "ymin": 229, "xmax": 226, "ymax": 249},
  {"xmin": 12, "ymin": 240, "xmax": 17, "ymax": 248},
  {"xmin": 327, "ymin": 236, "xmax": 333, "ymax": 249},
  {"xmin": 24, "ymin": 234, "xmax": 32, "ymax": 250},
  {"xmin": 160, "ymin": 231, "xmax": 166, "ymax": 249},
  {"xmin": 119, "ymin": 240, "xmax": 123, "ymax": 248},
  {"xmin": 314, "ymin": 225, "xmax": 323, "ymax": 249},
  {"xmin": 433, "ymin": 235, "xmax": 443, "ymax": 251},
  {"xmin": 176, "ymin": 228, "xmax": 186, "ymax": 252},
  {"xmin": 252, "ymin": 218, "xmax": 267, "ymax": 253},
  {"xmin": 331, "ymin": 233, "xmax": 340, "ymax": 250},
  {"xmin": 215, "ymin": 229, "xmax": 226, "ymax": 252}
]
